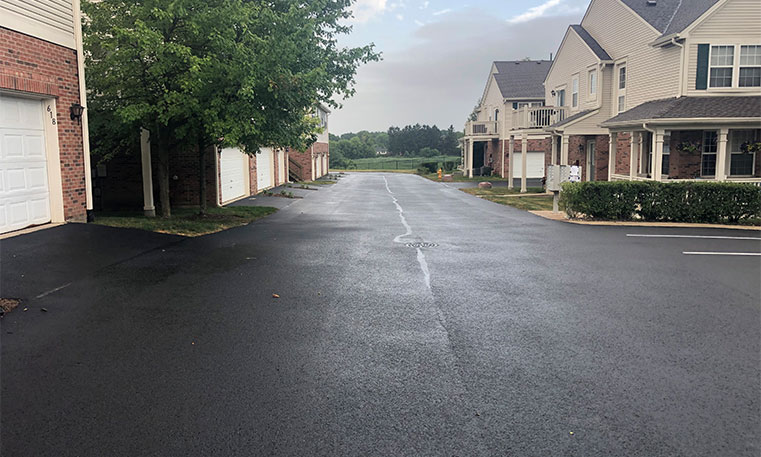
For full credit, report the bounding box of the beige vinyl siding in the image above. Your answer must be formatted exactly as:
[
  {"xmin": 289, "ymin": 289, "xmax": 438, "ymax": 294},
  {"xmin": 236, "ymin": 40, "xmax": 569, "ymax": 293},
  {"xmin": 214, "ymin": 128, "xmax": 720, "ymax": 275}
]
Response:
[
  {"xmin": 0, "ymin": 0, "xmax": 75, "ymax": 48},
  {"xmin": 582, "ymin": 0, "xmax": 681, "ymax": 109},
  {"xmin": 479, "ymin": 76, "xmax": 504, "ymax": 122},
  {"xmin": 545, "ymin": 31, "xmax": 600, "ymax": 109},
  {"xmin": 685, "ymin": 0, "xmax": 761, "ymax": 96}
]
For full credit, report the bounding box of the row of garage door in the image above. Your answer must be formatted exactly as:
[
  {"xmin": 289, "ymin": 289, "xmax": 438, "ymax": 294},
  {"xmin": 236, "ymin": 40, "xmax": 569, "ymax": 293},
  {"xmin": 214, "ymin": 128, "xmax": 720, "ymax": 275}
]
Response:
[{"xmin": 219, "ymin": 147, "xmax": 285, "ymax": 203}]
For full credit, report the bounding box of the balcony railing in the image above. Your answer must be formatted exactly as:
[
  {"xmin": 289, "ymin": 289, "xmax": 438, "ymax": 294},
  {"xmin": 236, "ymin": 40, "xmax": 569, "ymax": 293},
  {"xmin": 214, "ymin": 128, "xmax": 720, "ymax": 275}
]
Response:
[
  {"xmin": 465, "ymin": 120, "xmax": 499, "ymax": 137},
  {"xmin": 511, "ymin": 106, "xmax": 568, "ymax": 130}
]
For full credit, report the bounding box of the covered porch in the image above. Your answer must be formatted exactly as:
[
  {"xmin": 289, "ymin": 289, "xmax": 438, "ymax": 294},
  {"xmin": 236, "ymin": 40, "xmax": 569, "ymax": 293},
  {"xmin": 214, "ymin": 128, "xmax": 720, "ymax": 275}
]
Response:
[{"xmin": 602, "ymin": 96, "xmax": 761, "ymax": 185}]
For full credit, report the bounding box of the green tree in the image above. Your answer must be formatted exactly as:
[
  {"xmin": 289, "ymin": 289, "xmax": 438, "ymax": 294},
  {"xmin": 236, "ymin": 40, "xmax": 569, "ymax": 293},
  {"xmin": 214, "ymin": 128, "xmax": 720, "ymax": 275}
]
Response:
[{"xmin": 84, "ymin": 0, "xmax": 379, "ymax": 216}]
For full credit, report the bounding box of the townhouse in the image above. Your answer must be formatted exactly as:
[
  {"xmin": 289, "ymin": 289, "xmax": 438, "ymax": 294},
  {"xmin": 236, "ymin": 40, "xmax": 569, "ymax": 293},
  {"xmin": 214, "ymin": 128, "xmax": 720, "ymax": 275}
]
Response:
[
  {"xmin": 288, "ymin": 104, "xmax": 331, "ymax": 182},
  {"xmin": 462, "ymin": 60, "xmax": 557, "ymax": 191},
  {"xmin": 544, "ymin": 0, "xmax": 761, "ymax": 184},
  {"xmin": 0, "ymin": 0, "xmax": 93, "ymax": 234}
]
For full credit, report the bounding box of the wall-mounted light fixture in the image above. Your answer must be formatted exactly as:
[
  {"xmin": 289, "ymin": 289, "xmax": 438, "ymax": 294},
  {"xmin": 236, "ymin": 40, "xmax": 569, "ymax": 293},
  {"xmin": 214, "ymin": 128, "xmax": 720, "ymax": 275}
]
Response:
[
  {"xmin": 69, "ymin": 103, "xmax": 84, "ymax": 124},
  {"xmin": 551, "ymin": 90, "xmax": 556, "ymax": 97},
  {"xmin": 578, "ymin": 143, "xmax": 585, "ymax": 152}
]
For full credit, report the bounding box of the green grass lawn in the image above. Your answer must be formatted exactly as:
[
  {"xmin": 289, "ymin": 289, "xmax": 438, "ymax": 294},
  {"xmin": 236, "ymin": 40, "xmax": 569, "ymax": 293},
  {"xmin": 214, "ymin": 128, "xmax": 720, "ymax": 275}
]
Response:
[
  {"xmin": 94, "ymin": 206, "xmax": 278, "ymax": 237},
  {"xmin": 420, "ymin": 172, "xmax": 509, "ymax": 183},
  {"xmin": 484, "ymin": 195, "xmax": 554, "ymax": 211},
  {"xmin": 332, "ymin": 169, "xmax": 417, "ymax": 174},
  {"xmin": 338, "ymin": 155, "xmax": 461, "ymax": 171},
  {"xmin": 460, "ymin": 186, "xmax": 545, "ymax": 196}
]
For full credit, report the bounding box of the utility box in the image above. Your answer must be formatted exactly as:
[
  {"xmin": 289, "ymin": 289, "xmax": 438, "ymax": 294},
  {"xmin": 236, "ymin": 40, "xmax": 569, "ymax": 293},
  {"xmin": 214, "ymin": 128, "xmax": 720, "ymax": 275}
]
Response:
[{"xmin": 546, "ymin": 165, "xmax": 574, "ymax": 192}]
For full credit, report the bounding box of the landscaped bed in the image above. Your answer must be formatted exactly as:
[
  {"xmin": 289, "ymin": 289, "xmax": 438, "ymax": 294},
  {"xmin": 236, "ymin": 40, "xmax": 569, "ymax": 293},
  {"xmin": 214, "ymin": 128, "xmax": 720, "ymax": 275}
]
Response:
[{"xmin": 94, "ymin": 206, "xmax": 278, "ymax": 236}]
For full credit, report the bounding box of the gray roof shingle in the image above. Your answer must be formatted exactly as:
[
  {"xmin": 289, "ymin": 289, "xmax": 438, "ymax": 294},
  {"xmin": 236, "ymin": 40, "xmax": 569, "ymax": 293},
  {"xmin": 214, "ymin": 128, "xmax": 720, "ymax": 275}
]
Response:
[
  {"xmin": 570, "ymin": 25, "xmax": 612, "ymax": 60},
  {"xmin": 549, "ymin": 109, "xmax": 596, "ymax": 129},
  {"xmin": 619, "ymin": 0, "xmax": 720, "ymax": 37},
  {"xmin": 491, "ymin": 60, "xmax": 552, "ymax": 99},
  {"xmin": 601, "ymin": 96, "xmax": 761, "ymax": 125}
]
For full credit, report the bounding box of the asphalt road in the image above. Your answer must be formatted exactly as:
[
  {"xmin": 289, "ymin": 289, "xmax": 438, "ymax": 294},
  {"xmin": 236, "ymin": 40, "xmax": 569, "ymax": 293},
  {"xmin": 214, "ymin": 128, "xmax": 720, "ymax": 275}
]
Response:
[{"xmin": 2, "ymin": 172, "xmax": 759, "ymax": 456}]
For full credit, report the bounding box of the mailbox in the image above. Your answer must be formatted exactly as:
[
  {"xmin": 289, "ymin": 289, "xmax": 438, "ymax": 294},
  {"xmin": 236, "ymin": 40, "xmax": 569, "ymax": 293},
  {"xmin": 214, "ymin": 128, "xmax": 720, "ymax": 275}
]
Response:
[{"xmin": 546, "ymin": 165, "xmax": 573, "ymax": 192}]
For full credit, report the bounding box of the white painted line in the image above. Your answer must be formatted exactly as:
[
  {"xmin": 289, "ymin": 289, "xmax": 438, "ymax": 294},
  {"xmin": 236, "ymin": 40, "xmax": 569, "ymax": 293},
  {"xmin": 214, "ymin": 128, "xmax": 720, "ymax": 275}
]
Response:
[
  {"xmin": 683, "ymin": 252, "xmax": 761, "ymax": 256},
  {"xmin": 628, "ymin": 234, "xmax": 761, "ymax": 241},
  {"xmin": 36, "ymin": 282, "xmax": 72, "ymax": 299}
]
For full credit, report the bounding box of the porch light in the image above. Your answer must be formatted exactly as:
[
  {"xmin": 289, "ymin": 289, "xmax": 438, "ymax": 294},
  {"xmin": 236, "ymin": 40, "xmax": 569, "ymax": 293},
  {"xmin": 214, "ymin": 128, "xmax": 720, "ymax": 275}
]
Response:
[
  {"xmin": 69, "ymin": 103, "xmax": 84, "ymax": 123},
  {"xmin": 578, "ymin": 144, "xmax": 585, "ymax": 152}
]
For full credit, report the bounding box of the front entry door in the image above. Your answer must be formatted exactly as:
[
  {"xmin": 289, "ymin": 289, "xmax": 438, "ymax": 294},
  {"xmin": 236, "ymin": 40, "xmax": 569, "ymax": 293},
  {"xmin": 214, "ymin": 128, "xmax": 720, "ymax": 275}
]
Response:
[{"xmin": 586, "ymin": 140, "xmax": 595, "ymax": 181}]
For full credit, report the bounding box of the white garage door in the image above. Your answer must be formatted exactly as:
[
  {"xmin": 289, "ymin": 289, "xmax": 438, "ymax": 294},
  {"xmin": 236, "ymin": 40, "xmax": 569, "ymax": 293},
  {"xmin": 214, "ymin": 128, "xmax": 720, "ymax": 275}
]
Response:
[
  {"xmin": 257, "ymin": 147, "xmax": 273, "ymax": 191},
  {"xmin": 219, "ymin": 147, "xmax": 246, "ymax": 203},
  {"xmin": 512, "ymin": 152, "xmax": 545, "ymax": 178},
  {"xmin": 0, "ymin": 95, "xmax": 50, "ymax": 234},
  {"xmin": 277, "ymin": 150, "xmax": 285, "ymax": 184}
]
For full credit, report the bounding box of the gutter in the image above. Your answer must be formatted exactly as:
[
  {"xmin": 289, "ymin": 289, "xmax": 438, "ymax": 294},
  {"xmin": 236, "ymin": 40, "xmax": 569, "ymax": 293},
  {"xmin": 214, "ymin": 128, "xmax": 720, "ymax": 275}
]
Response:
[{"xmin": 73, "ymin": 0, "xmax": 94, "ymax": 221}]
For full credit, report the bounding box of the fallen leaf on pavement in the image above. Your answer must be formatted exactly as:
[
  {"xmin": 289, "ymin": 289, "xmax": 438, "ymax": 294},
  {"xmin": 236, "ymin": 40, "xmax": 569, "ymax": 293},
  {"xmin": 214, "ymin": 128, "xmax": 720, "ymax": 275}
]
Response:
[{"xmin": 272, "ymin": 294, "xmax": 280, "ymax": 299}]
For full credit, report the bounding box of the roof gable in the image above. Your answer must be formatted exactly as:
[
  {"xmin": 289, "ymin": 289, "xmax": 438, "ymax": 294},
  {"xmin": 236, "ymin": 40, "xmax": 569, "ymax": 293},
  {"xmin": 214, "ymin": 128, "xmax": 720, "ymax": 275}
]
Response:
[
  {"xmin": 618, "ymin": 0, "xmax": 720, "ymax": 36},
  {"xmin": 488, "ymin": 60, "xmax": 552, "ymax": 99},
  {"xmin": 570, "ymin": 25, "xmax": 612, "ymax": 60}
]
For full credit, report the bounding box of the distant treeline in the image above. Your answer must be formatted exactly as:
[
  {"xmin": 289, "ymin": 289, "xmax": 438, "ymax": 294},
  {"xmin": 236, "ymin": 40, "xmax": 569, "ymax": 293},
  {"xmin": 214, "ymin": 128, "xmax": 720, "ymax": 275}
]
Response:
[{"xmin": 330, "ymin": 124, "xmax": 462, "ymax": 168}]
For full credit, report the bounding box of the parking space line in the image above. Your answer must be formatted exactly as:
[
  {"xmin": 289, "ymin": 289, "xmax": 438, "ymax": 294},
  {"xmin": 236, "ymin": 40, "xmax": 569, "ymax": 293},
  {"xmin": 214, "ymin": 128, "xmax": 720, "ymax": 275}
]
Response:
[
  {"xmin": 683, "ymin": 252, "xmax": 761, "ymax": 256},
  {"xmin": 628, "ymin": 234, "xmax": 761, "ymax": 241}
]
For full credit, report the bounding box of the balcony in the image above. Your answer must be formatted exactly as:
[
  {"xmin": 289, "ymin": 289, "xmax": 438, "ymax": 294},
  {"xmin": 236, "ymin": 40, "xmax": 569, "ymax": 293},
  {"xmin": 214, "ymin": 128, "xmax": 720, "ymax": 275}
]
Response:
[
  {"xmin": 465, "ymin": 120, "xmax": 499, "ymax": 137},
  {"xmin": 511, "ymin": 106, "xmax": 568, "ymax": 131}
]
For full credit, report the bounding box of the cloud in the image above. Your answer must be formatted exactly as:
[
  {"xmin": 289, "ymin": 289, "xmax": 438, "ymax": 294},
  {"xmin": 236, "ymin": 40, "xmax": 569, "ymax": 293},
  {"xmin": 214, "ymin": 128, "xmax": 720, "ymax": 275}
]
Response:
[
  {"xmin": 414, "ymin": 19, "xmax": 425, "ymax": 26},
  {"xmin": 508, "ymin": 0, "xmax": 565, "ymax": 24},
  {"xmin": 420, "ymin": 1, "xmax": 429, "ymax": 9},
  {"xmin": 396, "ymin": 14, "xmax": 404, "ymax": 20},
  {"xmin": 433, "ymin": 8, "xmax": 452, "ymax": 16},
  {"xmin": 331, "ymin": 10, "xmax": 583, "ymax": 134},
  {"xmin": 350, "ymin": 0, "xmax": 388, "ymax": 23}
]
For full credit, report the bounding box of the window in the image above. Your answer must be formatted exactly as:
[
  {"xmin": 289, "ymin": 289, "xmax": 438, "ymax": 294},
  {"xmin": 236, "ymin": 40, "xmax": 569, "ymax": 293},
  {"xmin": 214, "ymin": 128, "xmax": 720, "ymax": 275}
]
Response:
[
  {"xmin": 709, "ymin": 45, "xmax": 734, "ymax": 88},
  {"xmin": 662, "ymin": 134, "xmax": 670, "ymax": 176},
  {"xmin": 494, "ymin": 109, "xmax": 499, "ymax": 122},
  {"xmin": 556, "ymin": 89, "xmax": 565, "ymax": 107},
  {"xmin": 701, "ymin": 131, "xmax": 718, "ymax": 176},
  {"xmin": 618, "ymin": 66, "xmax": 626, "ymax": 89},
  {"xmin": 588, "ymin": 70, "xmax": 597, "ymax": 96},
  {"xmin": 617, "ymin": 65, "xmax": 627, "ymax": 113},
  {"xmin": 739, "ymin": 45, "xmax": 761, "ymax": 87},
  {"xmin": 730, "ymin": 130, "xmax": 758, "ymax": 176},
  {"xmin": 572, "ymin": 76, "xmax": 579, "ymax": 108}
]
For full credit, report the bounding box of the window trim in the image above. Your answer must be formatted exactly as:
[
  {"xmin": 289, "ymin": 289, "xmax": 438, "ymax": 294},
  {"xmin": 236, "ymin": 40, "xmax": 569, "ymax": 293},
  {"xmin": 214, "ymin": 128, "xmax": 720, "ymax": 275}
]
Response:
[
  {"xmin": 702, "ymin": 43, "xmax": 761, "ymax": 90},
  {"xmin": 555, "ymin": 86, "xmax": 566, "ymax": 107},
  {"xmin": 708, "ymin": 45, "xmax": 735, "ymax": 88},
  {"xmin": 729, "ymin": 129, "xmax": 758, "ymax": 177},
  {"xmin": 701, "ymin": 130, "xmax": 718, "ymax": 178},
  {"xmin": 739, "ymin": 45, "xmax": 761, "ymax": 88},
  {"xmin": 588, "ymin": 69, "xmax": 597, "ymax": 100},
  {"xmin": 616, "ymin": 62, "xmax": 627, "ymax": 113},
  {"xmin": 571, "ymin": 74, "xmax": 579, "ymax": 108}
]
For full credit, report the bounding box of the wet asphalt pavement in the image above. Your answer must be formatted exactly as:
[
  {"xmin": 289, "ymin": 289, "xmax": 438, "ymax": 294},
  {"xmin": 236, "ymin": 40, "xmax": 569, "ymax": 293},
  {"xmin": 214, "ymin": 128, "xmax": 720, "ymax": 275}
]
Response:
[{"xmin": 1, "ymin": 172, "xmax": 760, "ymax": 456}]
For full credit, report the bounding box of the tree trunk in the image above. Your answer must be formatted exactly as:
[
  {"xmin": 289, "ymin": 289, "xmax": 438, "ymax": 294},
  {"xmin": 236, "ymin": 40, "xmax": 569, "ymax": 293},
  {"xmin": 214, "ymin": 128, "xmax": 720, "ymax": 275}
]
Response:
[
  {"xmin": 198, "ymin": 141, "xmax": 208, "ymax": 215},
  {"xmin": 155, "ymin": 124, "xmax": 172, "ymax": 218}
]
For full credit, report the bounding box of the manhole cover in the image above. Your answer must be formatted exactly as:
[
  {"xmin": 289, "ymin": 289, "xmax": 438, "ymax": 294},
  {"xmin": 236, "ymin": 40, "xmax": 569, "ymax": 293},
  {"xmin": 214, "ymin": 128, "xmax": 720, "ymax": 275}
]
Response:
[{"xmin": 406, "ymin": 242, "xmax": 438, "ymax": 248}]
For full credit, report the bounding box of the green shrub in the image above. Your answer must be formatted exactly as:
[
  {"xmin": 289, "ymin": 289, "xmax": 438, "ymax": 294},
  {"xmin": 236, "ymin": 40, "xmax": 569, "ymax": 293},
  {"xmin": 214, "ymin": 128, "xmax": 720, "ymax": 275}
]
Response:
[
  {"xmin": 442, "ymin": 161, "xmax": 457, "ymax": 172},
  {"xmin": 560, "ymin": 181, "xmax": 761, "ymax": 224},
  {"xmin": 419, "ymin": 161, "xmax": 439, "ymax": 174}
]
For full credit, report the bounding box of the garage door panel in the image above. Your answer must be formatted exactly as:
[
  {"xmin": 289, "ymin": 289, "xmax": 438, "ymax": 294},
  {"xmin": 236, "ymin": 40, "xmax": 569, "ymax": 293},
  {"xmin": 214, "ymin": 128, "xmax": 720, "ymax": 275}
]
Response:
[
  {"xmin": 219, "ymin": 147, "xmax": 246, "ymax": 203},
  {"xmin": 0, "ymin": 95, "xmax": 50, "ymax": 234},
  {"xmin": 512, "ymin": 152, "xmax": 545, "ymax": 179},
  {"xmin": 257, "ymin": 148, "xmax": 273, "ymax": 190}
]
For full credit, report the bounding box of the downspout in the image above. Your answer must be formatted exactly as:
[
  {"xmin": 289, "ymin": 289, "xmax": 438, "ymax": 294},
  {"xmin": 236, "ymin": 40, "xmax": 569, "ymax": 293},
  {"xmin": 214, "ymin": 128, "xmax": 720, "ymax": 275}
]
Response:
[
  {"xmin": 671, "ymin": 37, "xmax": 685, "ymax": 96},
  {"xmin": 500, "ymin": 101, "xmax": 506, "ymax": 179},
  {"xmin": 73, "ymin": 0, "xmax": 93, "ymax": 221}
]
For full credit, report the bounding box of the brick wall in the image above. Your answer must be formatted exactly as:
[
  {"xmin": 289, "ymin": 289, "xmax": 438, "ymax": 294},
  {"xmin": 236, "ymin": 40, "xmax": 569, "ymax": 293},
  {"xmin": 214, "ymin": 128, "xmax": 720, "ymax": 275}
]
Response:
[
  {"xmin": 614, "ymin": 132, "xmax": 631, "ymax": 175},
  {"xmin": 568, "ymin": 135, "xmax": 609, "ymax": 181},
  {"xmin": 290, "ymin": 142, "xmax": 329, "ymax": 181},
  {"xmin": 0, "ymin": 26, "xmax": 87, "ymax": 221},
  {"xmin": 669, "ymin": 131, "xmax": 703, "ymax": 179}
]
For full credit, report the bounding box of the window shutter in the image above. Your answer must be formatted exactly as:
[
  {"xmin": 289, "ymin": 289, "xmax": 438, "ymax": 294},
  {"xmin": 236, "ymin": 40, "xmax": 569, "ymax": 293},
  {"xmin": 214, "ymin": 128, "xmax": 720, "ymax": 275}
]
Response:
[
  {"xmin": 696, "ymin": 44, "xmax": 709, "ymax": 90},
  {"xmin": 512, "ymin": 102, "xmax": 518, "ymax": 109}
]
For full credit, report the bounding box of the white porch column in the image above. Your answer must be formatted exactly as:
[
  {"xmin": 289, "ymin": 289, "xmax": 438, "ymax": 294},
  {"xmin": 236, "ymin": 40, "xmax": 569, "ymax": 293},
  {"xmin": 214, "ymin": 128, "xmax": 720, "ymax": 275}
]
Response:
[
  {"xmin": 521, "ymin": 132, "xmax": 528, "ymax": 193},
  {"xmin": 717, "ymin": 128, "xmax": 729, "ymax": 181},
  {"xmin": 508, "ymin": 136, "xmax": 514, "ymax": 189},
  {"xmin": 467, "ymin": 140, "xmax": 474, "ymax": 178},
  {"xmin": 629, "ymin": 132, "xmax": 639, "ymax": 180},
  {"xmin": 608, "ymin": 133, "xmax": 616, "ymax": 181},
  {"xmin": 140, "ymin": 128, "xmax": 156, "ymax": 217},
  {"xmin": 551, "ymin": 134, "xmax": 558, "ymax": 165},
  {"xmin": 653, "ymin": 129, "xmax": 665, "ymax": 182},
  {"xmin": 561, "ymin": 135, "xmax": 569, "ymax": 165}
]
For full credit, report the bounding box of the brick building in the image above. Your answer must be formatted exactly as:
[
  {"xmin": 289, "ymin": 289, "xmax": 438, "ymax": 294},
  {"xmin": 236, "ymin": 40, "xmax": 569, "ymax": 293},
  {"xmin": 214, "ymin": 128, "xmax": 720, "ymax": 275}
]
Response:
[
  {"xmin": 289, "ymin": 105, "xmax": 330, "ymax": 182},
  {"xmin": 0, "ymin": 1, "xmax": 93, "ymax": 234}
]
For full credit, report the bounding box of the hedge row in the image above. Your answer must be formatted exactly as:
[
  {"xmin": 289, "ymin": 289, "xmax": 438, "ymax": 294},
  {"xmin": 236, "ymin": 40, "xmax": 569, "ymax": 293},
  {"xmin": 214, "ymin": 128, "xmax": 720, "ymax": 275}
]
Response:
[{"xmin": 560, "ymin": 181, "xmax": 761, "ymax": 224}]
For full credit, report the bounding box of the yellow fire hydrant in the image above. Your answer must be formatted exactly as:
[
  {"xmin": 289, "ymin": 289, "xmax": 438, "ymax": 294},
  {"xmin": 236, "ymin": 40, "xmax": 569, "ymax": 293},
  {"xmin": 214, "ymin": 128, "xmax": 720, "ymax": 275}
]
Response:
[{"xmin": 437, "ymin": 168, "xmax": 443, "ymax": 180}]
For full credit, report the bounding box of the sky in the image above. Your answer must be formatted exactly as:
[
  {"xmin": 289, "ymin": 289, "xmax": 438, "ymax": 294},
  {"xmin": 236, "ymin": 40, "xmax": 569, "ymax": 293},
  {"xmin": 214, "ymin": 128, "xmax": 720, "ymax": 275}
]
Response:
[{"xmin": 331, "ymin": 0, "xmax": 589, "ymax": 134}]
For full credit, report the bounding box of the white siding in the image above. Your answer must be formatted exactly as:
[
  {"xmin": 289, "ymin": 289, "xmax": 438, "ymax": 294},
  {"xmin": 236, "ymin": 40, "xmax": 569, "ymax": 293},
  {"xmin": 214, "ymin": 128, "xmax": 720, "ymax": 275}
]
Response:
[
  {"xmin": 0, "ymin": 0, "xmax": 76, "ymax": 49},
  {"xmin": 582, "ymin": 0, "xmax": 682, "ymax": 109},
  {"xmin": 479, "ymin": 76, "xmax": 503, "ymax": 122},
  {"xmin": 545, "ymin": 31, "xmax": 601, "ymax": 111},
  {"xmin": 684, "ymin": 0, "xmax": 761, "ymax": 96},
  {"xmin": 315, "ymin": 108, "xmax": 329, "ymax": 144}
]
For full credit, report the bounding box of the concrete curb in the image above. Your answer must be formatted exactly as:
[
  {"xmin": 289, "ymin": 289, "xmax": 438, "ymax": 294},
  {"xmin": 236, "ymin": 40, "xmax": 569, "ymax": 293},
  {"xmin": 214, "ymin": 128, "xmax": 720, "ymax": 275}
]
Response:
[{"xmin": 529, "ymin": 210, "xmax": 761, "ymax": 231}]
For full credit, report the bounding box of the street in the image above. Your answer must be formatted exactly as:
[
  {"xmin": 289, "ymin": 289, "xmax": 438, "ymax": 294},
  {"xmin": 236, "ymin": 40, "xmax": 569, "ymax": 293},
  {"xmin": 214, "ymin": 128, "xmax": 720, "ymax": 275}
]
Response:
[{"xmin": 1, "ymin": 172, "xmax": 759, "ymax": 456}]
